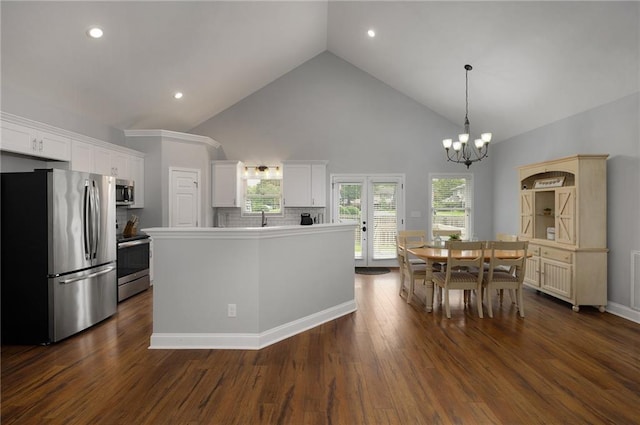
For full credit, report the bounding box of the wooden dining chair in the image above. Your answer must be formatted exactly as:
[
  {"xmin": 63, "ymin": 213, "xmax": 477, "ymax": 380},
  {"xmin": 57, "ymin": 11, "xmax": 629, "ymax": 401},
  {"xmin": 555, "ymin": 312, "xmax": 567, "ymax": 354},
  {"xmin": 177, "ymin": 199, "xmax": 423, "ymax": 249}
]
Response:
[
  {"xmin": 496, "ymin": 232, "xmax": 518, "ymax": 242},
  {"xmin": 432, "ymin": 241, "xmax": 485, "ymax": 318},
  {"xmin": 488, "ymin": 233, "xmax": 519, "ymax": 303},
  {"xmin": 396, "ymin": 231, "xmax": 427, "ymax": 303},
  {"xmin": 481, "ymin": 241, "xmax": 528, "ymax": 318}
]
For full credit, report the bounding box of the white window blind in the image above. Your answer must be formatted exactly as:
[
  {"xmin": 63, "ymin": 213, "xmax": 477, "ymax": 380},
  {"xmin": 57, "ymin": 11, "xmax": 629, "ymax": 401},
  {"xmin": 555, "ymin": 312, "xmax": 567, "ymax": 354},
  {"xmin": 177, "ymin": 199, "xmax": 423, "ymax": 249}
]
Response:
[
  {"xmin": 372, "ymin": 182, "xmax": 398, "ymax": 259},
  {"xmin": 431, "ymin": 175, "xmax": 473, "ymax": 240},
  {"xmin": 243, "ymin": 169, "xmax": 282, "ymax": 215}
]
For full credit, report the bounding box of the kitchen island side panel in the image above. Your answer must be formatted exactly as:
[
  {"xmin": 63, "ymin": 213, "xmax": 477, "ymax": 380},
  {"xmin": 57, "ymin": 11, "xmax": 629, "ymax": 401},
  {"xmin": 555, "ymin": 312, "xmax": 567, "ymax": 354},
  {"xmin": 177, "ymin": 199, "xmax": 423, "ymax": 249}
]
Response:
[
  {"xmin": 258, "ymin": 227, "xmax": 355, "ymax": 332},
  {"xmin": 151, "ymin": 237, "xmax": 260, "ymax": 334},
  {"xmin": 145, "ymin": 224, "xmax": 356, "ymax": 349}
]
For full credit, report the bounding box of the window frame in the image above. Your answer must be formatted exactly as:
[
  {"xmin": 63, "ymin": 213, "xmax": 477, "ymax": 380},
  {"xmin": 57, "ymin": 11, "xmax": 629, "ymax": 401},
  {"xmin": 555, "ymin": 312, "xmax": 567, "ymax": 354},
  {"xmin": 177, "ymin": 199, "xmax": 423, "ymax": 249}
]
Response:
[
  {"xmin": 428, "ymin": 173, "xmax": 474, "ymax": 240},
  {"xmin": 241, "ymin": 169, "xmax": 284, "ymax": 218}
]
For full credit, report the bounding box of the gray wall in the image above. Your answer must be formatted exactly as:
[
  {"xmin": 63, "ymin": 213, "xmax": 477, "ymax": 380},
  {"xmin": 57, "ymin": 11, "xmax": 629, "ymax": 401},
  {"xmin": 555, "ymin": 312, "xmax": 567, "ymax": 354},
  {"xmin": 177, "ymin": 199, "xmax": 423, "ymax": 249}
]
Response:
[
  {"xmin": 192, "ymin": 52, "xmax": 495, "ymax": 238},
  {"xmin": 492, "ymin": 92, "xmax": 640, "ymax": 307},
  {"xmin": 2, "ymin": 85, "xmax": 126, "ymax": 147},
  {"xmin": 161, "ymin": 139, "xmax": 216, "ymax": 227},
  {"xmin": 125, "ymin": 135, "xmax": 220, "ymax": 228}
]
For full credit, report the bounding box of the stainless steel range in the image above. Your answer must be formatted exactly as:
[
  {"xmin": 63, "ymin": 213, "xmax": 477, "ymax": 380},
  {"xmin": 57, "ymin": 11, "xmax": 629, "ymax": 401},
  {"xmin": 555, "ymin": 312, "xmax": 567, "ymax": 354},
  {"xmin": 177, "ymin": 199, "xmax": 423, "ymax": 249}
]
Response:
[{"xmin": 117, "ymin": 233, "xmax": 151, "ymax": 302}]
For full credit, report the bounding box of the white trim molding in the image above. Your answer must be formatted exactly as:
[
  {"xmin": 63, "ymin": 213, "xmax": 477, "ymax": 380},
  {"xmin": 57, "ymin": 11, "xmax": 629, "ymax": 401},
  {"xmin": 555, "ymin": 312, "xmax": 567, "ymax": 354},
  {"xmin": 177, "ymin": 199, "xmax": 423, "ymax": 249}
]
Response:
[
  {"xmin": 605, "ymin": 301, "xmax": 640, "ymax": 325},
  {"xmin": 149, "ymin": 300, "xmax": 357, "ymax": 350},
  {"xmin": 124, "ymin": 129, "xmax": 221, "ymax": 149}
]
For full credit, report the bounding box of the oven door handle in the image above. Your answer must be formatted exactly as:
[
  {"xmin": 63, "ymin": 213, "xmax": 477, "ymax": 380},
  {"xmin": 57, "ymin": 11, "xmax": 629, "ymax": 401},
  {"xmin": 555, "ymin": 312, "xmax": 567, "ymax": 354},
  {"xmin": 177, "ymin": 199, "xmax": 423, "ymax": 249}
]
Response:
[{"xmin": 118, "ymin": 239, "xmax": 151, "ymax": 248}]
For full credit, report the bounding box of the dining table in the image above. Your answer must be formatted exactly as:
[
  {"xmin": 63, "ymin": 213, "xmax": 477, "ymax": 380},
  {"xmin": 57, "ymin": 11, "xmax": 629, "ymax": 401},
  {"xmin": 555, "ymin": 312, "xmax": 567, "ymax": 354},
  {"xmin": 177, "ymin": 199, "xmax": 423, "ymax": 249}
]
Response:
[{"xmin": 405, "ymin": 246, "xmax": 530, "ymax": 312}]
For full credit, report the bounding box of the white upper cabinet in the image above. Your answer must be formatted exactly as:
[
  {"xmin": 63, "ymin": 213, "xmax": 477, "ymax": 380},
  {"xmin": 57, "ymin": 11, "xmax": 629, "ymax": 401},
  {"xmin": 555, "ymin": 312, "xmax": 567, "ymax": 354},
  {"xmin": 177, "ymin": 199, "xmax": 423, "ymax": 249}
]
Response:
[
  {"xmin": 2, "ymin": 112, "xmax": 145, "ymax": 208},
  {"xmin": 310, "ymin": 163, "xmax": 327, "ymax": 207},
  {"xmin": 283, "ymin": 161, "xmax": 327, "ymax": 207},
  {"xmin": 1, "ymin": 120, "xmax": 70, "ymax": 161},
  {"xmin": 70, "ymin": 139, "xmax": 95, "ymax": 173},
  {"xmin": 211, "ymin": 161, "xmax": 243, "ymax": 207},
  {"xmin": 129, "ymin": 156, "xmax": 145, "ymax": 208},
  {"xmin": 95, "ymin": 146, "xmax": 130, "ymax": 179}
]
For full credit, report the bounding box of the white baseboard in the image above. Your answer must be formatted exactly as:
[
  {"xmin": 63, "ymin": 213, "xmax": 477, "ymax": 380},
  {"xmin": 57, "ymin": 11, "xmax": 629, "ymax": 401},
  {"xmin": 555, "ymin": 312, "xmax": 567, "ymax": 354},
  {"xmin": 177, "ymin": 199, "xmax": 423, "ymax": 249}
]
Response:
[
  {"xmin": 605, "ymin": 301, "xmax": 640, "ymax": 324},
  {"xmin": 149, "ymin": 300, "xmax": 357, "ymax": 350}
]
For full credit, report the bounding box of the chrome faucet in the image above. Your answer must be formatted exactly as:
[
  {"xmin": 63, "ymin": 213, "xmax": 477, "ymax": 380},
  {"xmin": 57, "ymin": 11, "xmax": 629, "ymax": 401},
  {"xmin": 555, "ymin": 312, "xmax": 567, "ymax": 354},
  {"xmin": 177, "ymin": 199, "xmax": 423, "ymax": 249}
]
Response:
[{"xmin": 261, "ymin": 210, "xmax": 267, "ymax": 227}]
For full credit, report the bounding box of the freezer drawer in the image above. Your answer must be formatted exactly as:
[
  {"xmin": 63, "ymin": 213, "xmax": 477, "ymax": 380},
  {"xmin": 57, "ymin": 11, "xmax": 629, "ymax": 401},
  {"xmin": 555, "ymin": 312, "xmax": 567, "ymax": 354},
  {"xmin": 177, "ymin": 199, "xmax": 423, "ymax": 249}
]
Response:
[{"xmin": 50, "ymin": 263, "xmax": 117, "ymax": 342}]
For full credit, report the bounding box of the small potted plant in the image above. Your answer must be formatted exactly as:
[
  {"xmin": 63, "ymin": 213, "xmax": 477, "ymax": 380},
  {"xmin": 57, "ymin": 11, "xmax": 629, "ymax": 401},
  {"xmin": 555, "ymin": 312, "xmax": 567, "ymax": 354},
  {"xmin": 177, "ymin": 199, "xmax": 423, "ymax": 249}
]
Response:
[{"xmin": 448, "ymin": 233, "xmax": 461, "ymax": 241}]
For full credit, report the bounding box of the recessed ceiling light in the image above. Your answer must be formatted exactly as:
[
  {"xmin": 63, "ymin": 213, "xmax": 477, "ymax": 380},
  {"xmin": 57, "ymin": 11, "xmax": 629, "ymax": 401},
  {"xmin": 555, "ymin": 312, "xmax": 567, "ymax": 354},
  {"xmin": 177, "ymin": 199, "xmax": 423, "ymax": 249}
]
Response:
[
  {"xmin": 367, "ymin": 29, "xmax": 376, "ymax": 38},
  {"xmin": 87, "ymin": 26, "xmax": 103, "ymax": 39},
  {"xmin": 173, "ymin": 92, "xmax": 183, "ymax": 100}
]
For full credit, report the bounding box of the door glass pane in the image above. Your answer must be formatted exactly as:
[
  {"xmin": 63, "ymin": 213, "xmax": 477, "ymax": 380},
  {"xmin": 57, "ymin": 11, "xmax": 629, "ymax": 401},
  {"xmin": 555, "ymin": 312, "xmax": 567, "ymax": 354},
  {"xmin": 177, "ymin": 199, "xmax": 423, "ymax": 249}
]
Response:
[
  {"xmin": 338, "ymin": 183, "xmax": 362, "ymax": 260},
  {"xmin": 372, "ymin": 183, "xmax": 398, "ymax": 260}
]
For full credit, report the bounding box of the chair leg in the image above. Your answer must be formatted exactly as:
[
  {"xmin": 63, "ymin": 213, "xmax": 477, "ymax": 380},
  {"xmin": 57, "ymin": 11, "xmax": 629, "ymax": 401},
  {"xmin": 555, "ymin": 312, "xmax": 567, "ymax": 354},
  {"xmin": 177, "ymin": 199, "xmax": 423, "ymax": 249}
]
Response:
[
  {"xmin": 486, "ymin": 285, "xmax": 494, "ymax": 318},
  {"xmin": 399, "ymin": 268, "xmax": 405, "ymax": 296},
  {"xmin": 517, "ymin": 288, "xmax": 525, "ymax": 318},
  {"xmin": 427, "ymin": 281, "xmax": 435, "ymax": 311},
  {"xmin": 476, "ymin": 289, "xmax": 483, "ymax": 318},
  {"xmin": 406, "ymin": 274, "xmax": 414, "ymax": 304},
  {"xmin": 444, "ymin": 288, "xmax": 451, "ymax": 318},
  {"xmin": 509, "ymin": 289, "xmax": 516, "ymax": 304}
]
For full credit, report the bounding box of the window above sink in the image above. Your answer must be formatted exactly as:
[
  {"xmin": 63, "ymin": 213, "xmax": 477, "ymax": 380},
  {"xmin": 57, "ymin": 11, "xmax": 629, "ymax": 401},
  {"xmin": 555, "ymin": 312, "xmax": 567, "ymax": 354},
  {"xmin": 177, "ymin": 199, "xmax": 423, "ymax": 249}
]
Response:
[{"xmin": 241, "ymin": 165, "xmax": 283, "ymax": 217}]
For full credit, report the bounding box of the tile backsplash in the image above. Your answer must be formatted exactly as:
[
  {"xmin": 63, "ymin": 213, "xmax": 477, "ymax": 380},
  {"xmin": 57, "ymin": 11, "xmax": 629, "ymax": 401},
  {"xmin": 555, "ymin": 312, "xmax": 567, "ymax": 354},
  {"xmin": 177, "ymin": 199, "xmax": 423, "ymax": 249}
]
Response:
[
  {"xmin": 215, "ymin": 207, "xmax": 327, "ymax": 228},
  {"xmin": 116, "ymin": 207, "xmax": 142, "ymax": 234}
]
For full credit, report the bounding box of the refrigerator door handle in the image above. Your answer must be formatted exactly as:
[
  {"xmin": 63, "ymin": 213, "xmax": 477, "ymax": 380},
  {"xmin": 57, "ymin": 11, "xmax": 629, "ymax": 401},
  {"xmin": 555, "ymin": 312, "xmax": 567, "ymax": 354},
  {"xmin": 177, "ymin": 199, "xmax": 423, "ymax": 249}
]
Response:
[
  {"xmin": 83, "ymin": 182, "xmax": 91, "ymax": 260},
  {"xmin": 92, "ymin": 183, "xmax": 101, "ymax": 259},
  {"xmin": 89, "ymin": 181, "xmax": 95, "ymax": 259},
  {"xmin": 59, "ymin": 266, "xmax": 116, "ymax": 285}
]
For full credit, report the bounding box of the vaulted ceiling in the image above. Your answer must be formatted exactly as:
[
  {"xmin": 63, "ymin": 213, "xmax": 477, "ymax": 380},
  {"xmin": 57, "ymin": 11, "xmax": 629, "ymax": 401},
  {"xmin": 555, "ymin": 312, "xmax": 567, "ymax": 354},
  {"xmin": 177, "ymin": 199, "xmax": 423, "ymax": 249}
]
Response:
[{"xmin": 2, "ymin": 1, "xmax": 638, "ymax": 143}]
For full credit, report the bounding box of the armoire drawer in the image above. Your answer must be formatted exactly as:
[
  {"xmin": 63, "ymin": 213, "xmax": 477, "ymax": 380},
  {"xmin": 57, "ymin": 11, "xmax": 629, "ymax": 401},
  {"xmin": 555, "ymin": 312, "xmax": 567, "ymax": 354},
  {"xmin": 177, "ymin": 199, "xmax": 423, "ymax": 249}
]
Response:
[{"xmin": 540, "ymin": 246, "xmax": 572, "ymax": 263}]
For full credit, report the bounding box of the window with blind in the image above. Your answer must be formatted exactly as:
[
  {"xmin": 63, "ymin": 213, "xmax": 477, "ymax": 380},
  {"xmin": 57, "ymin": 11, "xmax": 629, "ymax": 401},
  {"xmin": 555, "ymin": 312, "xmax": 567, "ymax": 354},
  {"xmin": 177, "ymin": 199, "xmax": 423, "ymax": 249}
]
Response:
[
  {"xmin": 430, "ymin": 174, "xmax": 473, "ymax": 240},
  {"xmin": 242, "ymin": 168, "xmax": 283, "ymax": 216}
]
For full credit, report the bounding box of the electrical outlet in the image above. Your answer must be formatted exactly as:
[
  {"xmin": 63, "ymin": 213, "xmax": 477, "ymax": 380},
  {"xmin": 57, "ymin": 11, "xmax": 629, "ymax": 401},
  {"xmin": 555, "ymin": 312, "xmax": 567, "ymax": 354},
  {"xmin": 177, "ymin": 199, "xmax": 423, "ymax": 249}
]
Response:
[{"xmin": 227, "ymin": 303, "xmax": 237, "ymax": 317}]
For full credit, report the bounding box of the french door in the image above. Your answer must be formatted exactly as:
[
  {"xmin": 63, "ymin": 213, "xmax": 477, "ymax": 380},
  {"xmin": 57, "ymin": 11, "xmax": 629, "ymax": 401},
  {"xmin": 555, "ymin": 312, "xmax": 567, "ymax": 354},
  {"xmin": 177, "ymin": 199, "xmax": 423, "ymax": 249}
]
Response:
[{"xmin": 331, "ymin": 175, "xmax": 404, "ymax": 267}]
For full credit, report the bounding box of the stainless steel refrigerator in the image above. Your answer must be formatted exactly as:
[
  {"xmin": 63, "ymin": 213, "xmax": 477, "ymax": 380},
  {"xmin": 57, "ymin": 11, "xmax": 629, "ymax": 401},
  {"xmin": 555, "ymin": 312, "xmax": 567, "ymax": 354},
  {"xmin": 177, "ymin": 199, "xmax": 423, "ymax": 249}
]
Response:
[{"xmin": 1, "ymin": 169, "xmax": 117, "ymax": 344}]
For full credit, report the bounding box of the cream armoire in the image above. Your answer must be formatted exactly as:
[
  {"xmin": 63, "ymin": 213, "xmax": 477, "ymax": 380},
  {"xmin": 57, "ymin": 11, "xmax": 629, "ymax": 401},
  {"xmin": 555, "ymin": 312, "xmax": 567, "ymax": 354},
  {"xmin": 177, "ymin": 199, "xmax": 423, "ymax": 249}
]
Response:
[{"xmin": 518, "ymin": 154, "xmax": 608, "ymax": 312}]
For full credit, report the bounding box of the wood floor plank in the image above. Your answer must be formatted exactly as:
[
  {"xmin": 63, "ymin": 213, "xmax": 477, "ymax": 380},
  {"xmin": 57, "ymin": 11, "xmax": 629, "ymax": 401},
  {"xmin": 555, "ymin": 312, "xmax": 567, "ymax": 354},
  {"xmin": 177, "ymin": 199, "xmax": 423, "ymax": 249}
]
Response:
[{"xmin": 2, "ymin": 270, "xmax": 640, "ymax": 424}]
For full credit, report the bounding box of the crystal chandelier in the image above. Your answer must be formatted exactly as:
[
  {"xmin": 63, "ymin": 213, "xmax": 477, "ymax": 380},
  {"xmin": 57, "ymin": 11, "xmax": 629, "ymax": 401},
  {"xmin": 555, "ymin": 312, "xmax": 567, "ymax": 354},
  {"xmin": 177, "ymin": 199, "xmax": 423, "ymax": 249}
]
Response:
[{"xmin": 442, "ymin": 64, "xmax": 492, "ymax": 168}]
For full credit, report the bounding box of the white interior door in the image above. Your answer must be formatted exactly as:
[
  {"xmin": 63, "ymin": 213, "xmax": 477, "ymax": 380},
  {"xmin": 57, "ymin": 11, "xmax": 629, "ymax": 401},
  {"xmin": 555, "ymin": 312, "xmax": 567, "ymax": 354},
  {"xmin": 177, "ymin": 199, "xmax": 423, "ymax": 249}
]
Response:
[
  {"xmin": 332, "ymin": 175, "xmax": 404, "ymax": 267},
  {"xmin": 169, "ymin": 168, "xmax": 201, "ymax": 227}
]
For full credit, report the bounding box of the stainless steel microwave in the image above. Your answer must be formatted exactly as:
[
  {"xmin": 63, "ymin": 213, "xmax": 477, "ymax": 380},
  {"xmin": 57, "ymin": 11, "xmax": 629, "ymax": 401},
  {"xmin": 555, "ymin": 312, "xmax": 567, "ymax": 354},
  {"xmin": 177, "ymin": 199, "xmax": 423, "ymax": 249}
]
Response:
[{"xmin": 116, "ymin": 179, "xmax": 134, "ymax": 206}]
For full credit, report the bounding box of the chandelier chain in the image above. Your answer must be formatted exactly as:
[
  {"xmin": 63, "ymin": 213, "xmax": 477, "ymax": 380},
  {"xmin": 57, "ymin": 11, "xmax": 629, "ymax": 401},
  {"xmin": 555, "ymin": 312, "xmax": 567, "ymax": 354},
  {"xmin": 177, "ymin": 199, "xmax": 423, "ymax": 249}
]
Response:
[{"xmin": 465, "ymin": 67, "xmax": 469, "ymax": 121}]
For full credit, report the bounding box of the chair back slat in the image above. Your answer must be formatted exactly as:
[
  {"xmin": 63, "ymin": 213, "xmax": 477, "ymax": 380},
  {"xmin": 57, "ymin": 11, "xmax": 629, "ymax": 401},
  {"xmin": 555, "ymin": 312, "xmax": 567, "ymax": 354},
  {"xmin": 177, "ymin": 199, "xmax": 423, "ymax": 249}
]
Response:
[
  {"xmin": 398, "ymin": 230, "xmax": 426, "ymax": 249},
  {"xmin": 487, "ymin": 241, "xmax": 528, "ymax": 279},
  {"xmin": 496, "ymin": 233, "xmax": 518, "ymax": 242},
  {"xmin": 445, "ymin": 241, "xmax": 485, "ymax": 277}
]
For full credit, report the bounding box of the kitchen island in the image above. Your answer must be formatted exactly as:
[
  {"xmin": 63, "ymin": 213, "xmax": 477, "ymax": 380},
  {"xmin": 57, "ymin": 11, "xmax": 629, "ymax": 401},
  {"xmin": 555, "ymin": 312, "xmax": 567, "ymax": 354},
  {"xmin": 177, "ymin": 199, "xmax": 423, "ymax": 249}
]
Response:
[{"xmin": 143, "ymin": 223, "xmax": 356, "ymax": 349}]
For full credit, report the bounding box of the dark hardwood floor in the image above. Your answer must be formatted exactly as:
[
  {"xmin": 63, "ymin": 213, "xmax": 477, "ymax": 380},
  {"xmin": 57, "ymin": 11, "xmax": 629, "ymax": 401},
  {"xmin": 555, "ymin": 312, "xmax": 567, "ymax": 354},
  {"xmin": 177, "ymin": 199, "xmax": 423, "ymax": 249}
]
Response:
[{"xmin": 2, "ymin": 270, "xmax": 640, "ymax": 424}]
